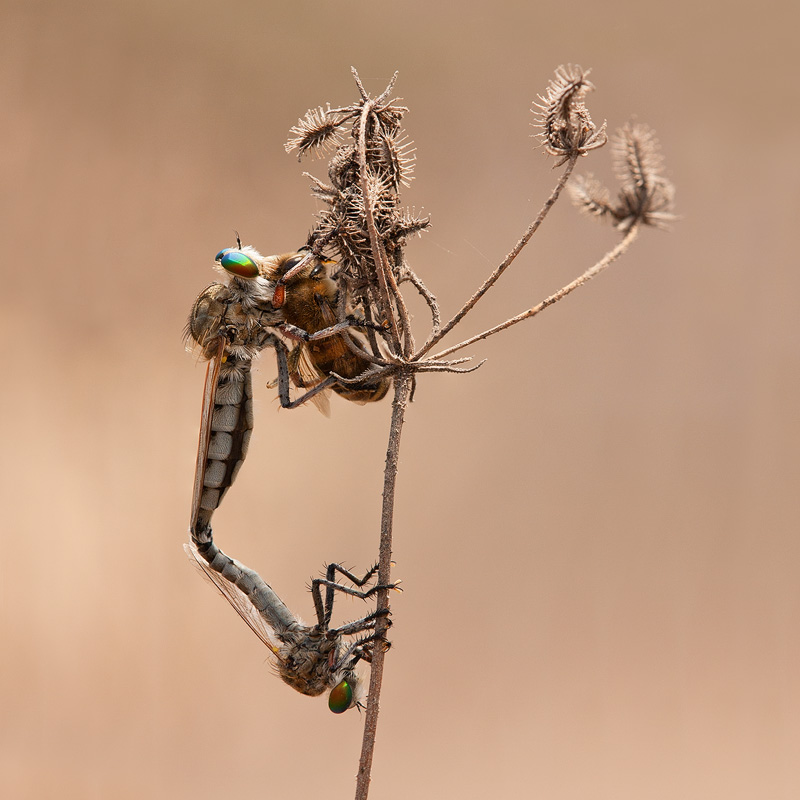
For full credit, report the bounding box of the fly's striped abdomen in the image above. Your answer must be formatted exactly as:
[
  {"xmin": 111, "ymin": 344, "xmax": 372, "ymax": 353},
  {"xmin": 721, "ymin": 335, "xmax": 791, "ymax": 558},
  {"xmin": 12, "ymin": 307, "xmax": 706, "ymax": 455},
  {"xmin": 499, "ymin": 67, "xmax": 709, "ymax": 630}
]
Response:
[
  {"xmin": 188, "ymin": 530, "xmax": 296, "ymax": 637},
  {"xmin": 193, "ymin": 354, "xmax": 253, "ymax": 536}
]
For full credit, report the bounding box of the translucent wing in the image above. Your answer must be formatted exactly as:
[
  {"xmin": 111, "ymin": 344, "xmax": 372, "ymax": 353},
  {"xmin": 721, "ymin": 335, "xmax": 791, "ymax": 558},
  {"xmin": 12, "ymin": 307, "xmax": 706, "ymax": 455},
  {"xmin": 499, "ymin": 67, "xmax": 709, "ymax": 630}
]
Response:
[
  {"xmin": 184, "ymin": 541, "xmax": 282, "ymax": 656},
  {"xmin": 190, "ymin": 338, "xmax": 224, "ymax": 535},
  {"xmin": 292, "ymin": 344, "xmax": 331, "ymax": 416}
]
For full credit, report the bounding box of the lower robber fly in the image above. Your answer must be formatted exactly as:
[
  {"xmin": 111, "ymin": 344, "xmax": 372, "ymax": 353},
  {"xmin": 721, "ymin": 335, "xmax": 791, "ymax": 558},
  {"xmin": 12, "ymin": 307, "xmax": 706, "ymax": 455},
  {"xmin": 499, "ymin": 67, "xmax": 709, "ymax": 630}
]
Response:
[{"xmin": 186, "ymin": 525, "xmax": 392, "ymax": 712}]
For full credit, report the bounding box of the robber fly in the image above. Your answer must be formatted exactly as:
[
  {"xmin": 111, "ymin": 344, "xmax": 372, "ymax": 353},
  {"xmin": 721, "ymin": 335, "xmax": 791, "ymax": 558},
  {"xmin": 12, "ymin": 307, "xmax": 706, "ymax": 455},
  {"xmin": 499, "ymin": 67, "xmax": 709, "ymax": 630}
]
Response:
[
  {"xmin": 186, "ymin": 243, "xmax": 389, "ymax": 534},
  {"xmin": 266, "ymin": 251, "xmax": 391, "ymax": 413},
  {"xmin": 186, "ymin": 524, "xmax": 391, "ymax": 712},
  {"xmin": 186, "ymin": 244, "xmax": 287, "ymax": 537}
]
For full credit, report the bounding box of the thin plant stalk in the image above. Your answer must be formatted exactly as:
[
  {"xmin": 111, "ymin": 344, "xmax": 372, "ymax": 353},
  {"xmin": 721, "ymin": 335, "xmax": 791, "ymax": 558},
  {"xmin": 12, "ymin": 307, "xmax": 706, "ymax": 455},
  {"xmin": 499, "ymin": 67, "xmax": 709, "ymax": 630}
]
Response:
[
  {"xmin": 355, "ymin": 371, "xmax": 412, "ymax": 800},
  {"xmin": 281, "ymin": 66, "xmax": 673, "ymax": 800},
  {"xmin": 431, "ymin": 223, "xmax": 640, "ymax": 360},
  {"xmin": 415, "ymin": 155, "xmax": 578, "ymax": 359}
]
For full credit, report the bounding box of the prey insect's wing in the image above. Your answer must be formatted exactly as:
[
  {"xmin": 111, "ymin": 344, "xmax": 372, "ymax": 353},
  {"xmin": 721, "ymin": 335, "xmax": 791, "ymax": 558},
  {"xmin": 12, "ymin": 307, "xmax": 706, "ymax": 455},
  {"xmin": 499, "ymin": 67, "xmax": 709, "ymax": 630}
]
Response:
[
  {"xmin": 291, "ymin": 344, "xmax": 331, "ymax": 416},
  {"xmin": 185, "ymin": 541, "xmax": 282, "ymax": 655},
  {"xmin": 190, "ymin": 338, "xmax": 224, "ymax": 535}
]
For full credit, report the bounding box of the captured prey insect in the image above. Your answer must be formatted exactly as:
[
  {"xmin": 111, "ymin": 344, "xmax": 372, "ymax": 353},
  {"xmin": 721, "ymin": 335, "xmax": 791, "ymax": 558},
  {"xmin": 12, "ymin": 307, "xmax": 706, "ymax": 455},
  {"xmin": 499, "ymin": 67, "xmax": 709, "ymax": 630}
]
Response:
[
  {"xmin": 186, "ymin": 525, "xmax": 392, "ymax": 712},
  {"xmin": 266, "ymin": 251, "xmax": 391, "ymax": 410}
]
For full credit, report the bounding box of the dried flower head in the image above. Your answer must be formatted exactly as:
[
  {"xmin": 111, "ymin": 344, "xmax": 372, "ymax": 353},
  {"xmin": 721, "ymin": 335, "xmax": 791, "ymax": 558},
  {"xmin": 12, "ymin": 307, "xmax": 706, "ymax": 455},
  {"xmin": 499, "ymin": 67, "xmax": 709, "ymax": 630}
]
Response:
[
  {"xmin": 569, "ymin": 122, "xmax": 675, "ymax": 232},
  {"xmin": 533, "ymin": 64, "xmax": 608, "ymax": 165},
  {"xmin": 286, "ymin": 73, "xmax": 426, "ymax": 312}
]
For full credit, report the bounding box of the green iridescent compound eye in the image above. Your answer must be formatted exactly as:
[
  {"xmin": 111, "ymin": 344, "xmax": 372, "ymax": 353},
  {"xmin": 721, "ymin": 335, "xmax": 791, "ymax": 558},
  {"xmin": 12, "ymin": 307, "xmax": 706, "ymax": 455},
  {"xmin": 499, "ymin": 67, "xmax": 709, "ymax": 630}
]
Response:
[
  {"xmin": 328, "ymin": 679, "xmax": 353, "ymax": 714},
  {"xmin": 215, "ymin": 248, "xmax": 233, "ymax": 261},
  {"xmin": 219, "ymin": 250, "xmax": 259, "ymax": 279}
]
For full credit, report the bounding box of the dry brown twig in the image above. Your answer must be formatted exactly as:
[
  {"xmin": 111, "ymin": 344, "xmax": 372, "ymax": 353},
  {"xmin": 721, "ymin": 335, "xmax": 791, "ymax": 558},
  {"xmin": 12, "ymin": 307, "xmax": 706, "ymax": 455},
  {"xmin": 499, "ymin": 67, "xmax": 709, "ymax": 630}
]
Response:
[{"xmin": 284, "ymin": 64, "xmax": 675, "ymax": 800}]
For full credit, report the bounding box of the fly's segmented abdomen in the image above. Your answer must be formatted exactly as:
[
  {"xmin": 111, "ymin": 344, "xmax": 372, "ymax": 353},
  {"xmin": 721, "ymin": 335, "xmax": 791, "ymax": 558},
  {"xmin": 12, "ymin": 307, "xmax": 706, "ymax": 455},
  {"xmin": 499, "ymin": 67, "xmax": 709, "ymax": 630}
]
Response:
[
  {"xmin": 194, "ymin": 354, "xmax": 254, "ymax": 535},
  {"xmin": 188, "ymin": 528, "xmax": 296, "ymax": 636}
]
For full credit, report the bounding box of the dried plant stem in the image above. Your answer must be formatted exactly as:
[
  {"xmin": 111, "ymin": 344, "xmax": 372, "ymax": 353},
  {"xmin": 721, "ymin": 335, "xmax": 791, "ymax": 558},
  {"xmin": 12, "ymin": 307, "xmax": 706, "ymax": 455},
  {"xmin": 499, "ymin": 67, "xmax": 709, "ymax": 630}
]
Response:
[
  {"xmin": 352, "ymin": 70, "xmax": 416, "ymax": 358},
  {"xmin": 356, "ymin": 101, "xmax": 401, "ymax": 349},
  {"xmin": 430, "ymin": 223, "xmax": 640, "ymax": 360},
  {"xmin": 355, "ymin": 371, "xmax": 413, "ymax": 800},
  {"xmin": 416, "ymin": 155, "xmax": 578, "ymax": 359},
  {"xmin": 281, "ymin": 67, "xmax": 673, "ymax": 800}
]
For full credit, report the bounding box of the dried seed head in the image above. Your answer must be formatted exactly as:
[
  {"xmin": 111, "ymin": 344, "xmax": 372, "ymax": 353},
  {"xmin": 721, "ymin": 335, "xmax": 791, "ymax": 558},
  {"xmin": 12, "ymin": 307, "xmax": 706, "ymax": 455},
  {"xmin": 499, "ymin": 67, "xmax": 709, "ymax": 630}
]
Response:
[
  {"xmin": 533, "ymin": 64, "xmax": 607, "ymax": 164},
  {"xmin": 569, "ymin": 123, "xmax": 676, "ymax": 232},
  {"xmin": 568, "ymin": 173, "xmax": 615, "ymax": 220},
  {"xmin": 290, "ymin": 72, "xmax": 428, "ymax": 305},
  {"xmin": 286, "ymin": 106, "xmax": 345, "ymax": 159}
]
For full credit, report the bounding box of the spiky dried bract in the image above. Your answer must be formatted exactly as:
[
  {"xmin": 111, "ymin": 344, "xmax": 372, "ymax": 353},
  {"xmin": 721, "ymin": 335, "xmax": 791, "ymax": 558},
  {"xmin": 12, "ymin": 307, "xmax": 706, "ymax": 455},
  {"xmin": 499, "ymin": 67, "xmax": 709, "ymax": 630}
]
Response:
[
  {"xmin": 372, "ymin": 133, "xmax": 416, "ymax": 188},
  {"xmin": 613, "ymin": 123, "xmax": 663, "ymax": 191},
  {"xmin": 570, "ymin": 123, "xmax": 676, "ymax": 232},
  {"xmin": 285, "ymin": 106, "xmax": 347, "ymax": 159},
  {"xmin": 569, "ymin": 173, "xmax": 615, "ymax": 220},
  {"xmin": 612, "ymin": 123, "xmax": 675, "ymax": 230},
  {"xmin": 392, "ymin": 208, "xmax": 431, "ymax": 242},
  {"xmin": 533, "ymin": 64, "xmax": 608, "ymax": 165}
]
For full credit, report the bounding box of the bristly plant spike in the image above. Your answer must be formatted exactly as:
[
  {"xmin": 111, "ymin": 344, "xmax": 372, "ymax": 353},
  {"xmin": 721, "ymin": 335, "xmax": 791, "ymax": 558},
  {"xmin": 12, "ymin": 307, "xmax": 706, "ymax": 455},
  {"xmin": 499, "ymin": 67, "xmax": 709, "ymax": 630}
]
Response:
[
  {"xmin": 280, "ymin": 65, "xmax": 672, "ymax": 800},
  {"xmin": 569, "ymin": 123, "xmax": 676, "ymax": 232},
  {"xmin": 533, "ymin": 64, "xmax": 608, "ymax": 165},
  {"xmin": 285, "ymin": 105, "xmax": 346, "ymax": 159}
]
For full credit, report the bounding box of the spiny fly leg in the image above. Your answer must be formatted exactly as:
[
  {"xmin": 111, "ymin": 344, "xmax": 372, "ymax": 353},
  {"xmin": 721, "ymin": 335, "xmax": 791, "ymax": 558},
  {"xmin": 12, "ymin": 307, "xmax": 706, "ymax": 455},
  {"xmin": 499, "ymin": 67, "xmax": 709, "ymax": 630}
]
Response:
[
  {"xmin": 329, "ymin": 607, "xmax": 392, "ymax": 638},
  {"xmin": 312, "ymin": 563, "xmax": 399, "ymax": 628},
  {"xmin": 278, "ymin": 316, "xmax": 387, "ymax": 344},
  {"xmin": 334, "ymin": 629, "xmax": 393, "ymax": 672}
]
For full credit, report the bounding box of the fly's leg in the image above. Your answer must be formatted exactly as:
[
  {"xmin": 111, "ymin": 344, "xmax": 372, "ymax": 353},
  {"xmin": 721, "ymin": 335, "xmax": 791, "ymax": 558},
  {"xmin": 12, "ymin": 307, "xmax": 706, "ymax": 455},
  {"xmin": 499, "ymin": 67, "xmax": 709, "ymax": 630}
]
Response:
[
  {"xmin": 268, "ymin": 337, "xmax": 339, "ymax": 410},
  {"xmin": 312, "ymin": 563, "xmax": 399, "ymax": 628},
  {"xmin": 333, "ymin": 628, "xmax": 393, "ymax": 674},
  {"xmin": 331, "ymin": 608, "xmax": 392, "ymax": 638},
  {"xmin": 279, "ymin": 316, "xmax": 387, "ymax": 343},
  {"xmin": 283, "ymin": 376, "xmax": 338, "ymax": 410}
]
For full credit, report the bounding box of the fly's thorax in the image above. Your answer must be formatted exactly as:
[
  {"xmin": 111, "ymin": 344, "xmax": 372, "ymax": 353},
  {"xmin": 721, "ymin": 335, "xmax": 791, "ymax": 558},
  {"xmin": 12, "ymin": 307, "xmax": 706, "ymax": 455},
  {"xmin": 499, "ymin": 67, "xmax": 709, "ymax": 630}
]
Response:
[
  {"xmin": 188, "ymin": 283, "xmax": 229, "ymax": 354},
  {"xmin": 276, "ymin": 628, "xmax": 362, "ymax": 711},
  {"xmin": 276, "ymin": 626, "xmax": 338, "ymax": 697},
  {"xmin": 187, "ymin": 281, "xmax": 280, "ymax": 362}
]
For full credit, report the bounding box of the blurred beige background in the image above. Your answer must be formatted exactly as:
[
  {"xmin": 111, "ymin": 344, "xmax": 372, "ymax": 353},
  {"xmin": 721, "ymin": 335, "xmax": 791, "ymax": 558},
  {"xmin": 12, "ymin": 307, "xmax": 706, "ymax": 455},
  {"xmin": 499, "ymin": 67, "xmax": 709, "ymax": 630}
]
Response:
[{"xmin": 1, "ymin": 1, "xmax": 798, "ymax": 798}]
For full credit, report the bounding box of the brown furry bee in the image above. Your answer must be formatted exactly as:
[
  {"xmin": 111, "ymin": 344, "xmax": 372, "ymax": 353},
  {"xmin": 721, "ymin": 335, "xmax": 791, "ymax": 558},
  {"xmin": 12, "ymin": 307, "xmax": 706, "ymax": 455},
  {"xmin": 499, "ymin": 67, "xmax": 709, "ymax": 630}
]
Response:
[{"xmin": 265, "ymin": 251, "xmax": 391, "ymax": 413}]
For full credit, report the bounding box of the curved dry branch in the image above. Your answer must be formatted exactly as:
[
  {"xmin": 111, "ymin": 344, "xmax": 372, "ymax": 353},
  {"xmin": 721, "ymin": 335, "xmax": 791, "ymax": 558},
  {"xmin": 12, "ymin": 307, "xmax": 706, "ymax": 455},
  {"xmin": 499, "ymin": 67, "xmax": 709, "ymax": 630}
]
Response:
[
  {"xmin": 415, "ymin": 155, "xmax": 578, "ymax": 359},
  {"xmin": 430, "ymin": 223, "xmax": 640, "ymax": 360}
]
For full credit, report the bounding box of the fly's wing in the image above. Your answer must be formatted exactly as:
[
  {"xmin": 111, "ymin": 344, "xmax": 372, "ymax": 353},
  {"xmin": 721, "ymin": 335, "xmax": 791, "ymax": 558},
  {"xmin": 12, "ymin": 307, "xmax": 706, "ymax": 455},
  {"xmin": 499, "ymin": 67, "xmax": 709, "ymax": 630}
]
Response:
[
  {"xmin": 190, "ymin": 337, "xmax": 224, "ymax": 536},
  {"xmin": 185, "ymin": 541, "xmax": 282, "ymax": 656}
]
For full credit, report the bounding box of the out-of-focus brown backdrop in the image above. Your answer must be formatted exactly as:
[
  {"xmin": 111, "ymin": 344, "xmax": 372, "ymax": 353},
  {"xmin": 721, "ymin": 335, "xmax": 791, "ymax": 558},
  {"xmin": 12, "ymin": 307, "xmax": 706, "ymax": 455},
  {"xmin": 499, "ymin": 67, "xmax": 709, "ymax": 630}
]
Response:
[{"xmin": 2, "ymin": 1, "xmax": 797, "ymax": 798}]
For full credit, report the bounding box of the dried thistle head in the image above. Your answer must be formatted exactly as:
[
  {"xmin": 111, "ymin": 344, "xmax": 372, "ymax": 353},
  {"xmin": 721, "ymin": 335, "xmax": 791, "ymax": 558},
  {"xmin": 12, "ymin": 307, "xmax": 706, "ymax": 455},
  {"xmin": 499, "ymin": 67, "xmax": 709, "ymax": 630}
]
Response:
[
  {"xmin": 533, "ymin": 64, "xmax": 607, "ymax": 165},
  {"xmin": 286, "ymin": 72, "xmax": 427, "ymax": 309},
  {"xmin": 569, "ymin": 122, "xmax": 676, "ymax": 232}
]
